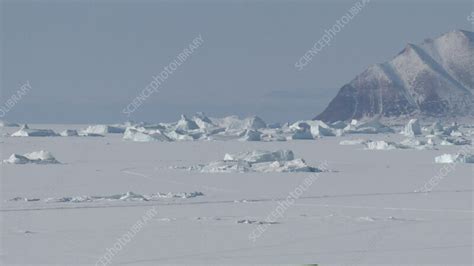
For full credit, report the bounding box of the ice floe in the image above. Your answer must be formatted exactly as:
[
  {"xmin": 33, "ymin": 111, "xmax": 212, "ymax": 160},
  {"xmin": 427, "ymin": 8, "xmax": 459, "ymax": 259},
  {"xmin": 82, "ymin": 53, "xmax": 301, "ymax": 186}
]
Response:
[
  {"xmin": 439, "ymin": 136, "xmax": 471, "ymax": 146},
  {"xmin": 11, "ymin": 124, "xmax": 58, "ymax": 137},
  {"xmin": 424, "ymin": 121, "xmax": 445, "ymax": 135},
  {"xmin": 175, "ymin": 114, "xmax": 200, "ymax": 132},
  {"xmin": 3, "ymin": 151, "xmax": 60, "ymax": 164},
  {"xmin": 212, "ymin": 115, "xmax": 266, "ymax": 133},
  {"xmin": 434, "ymin": 153, "xmax": 474, "ymax": 164},
  {"xmin": 364, "ymin": 140, "xmax": 406, "ymax": 150},
  {"xmin": 7, "ymin": 197, "xmax": 40, "ymax": 202},
  {"xmin": 239, "ymin": 129, "xmax": 262, "ymax": 141},
  {"xmin": 345, "ymin": 120, "xmax": 394, "ymax": 134},
  {"xmin": 59, "ymin": 129, "xmax": 79, "ymax": 137},
  {"xmin": 290, "ymin": 120, "xmax": 341, "ymax": 138},
  {"xmin": 339, "ymin": 139, "xmax": 367, "ymax": 145},
  {"xmin": 290, "ymin": 127, "xmax": 314, "ymax": 140},
  {"xmin": 364, "ymin": 138, "xmax": 436, "ymax": 150},
  {"xmin": 401, "ymin": 119, "xmax": 422, "ymax": 137},
  {"xmin": 8, "ymin": 191, "xmax": 206, "ymax": 203},
  {"xmin": 81, "ymin": 125, "xmax": 126, "ymax": 134},
  {"xmin": 123, "ymin": 127, "xmax": 171, "ymax": 142},
  {"xmin": 179, "ymin": 149, "xmax": 322, "ymax": 173},
  {"xmin": 399, "ymin": 138, "xmax": 436, "ymax": 150},
  {"xmin": 236, "ymin": 219, "xmax": 278, "ymax": 225}
]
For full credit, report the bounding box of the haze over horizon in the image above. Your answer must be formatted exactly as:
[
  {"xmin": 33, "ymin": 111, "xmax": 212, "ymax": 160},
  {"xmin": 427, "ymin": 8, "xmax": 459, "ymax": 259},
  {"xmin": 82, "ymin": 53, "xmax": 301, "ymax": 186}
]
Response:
[{"xmin": 1, "ymin": 0, "xmax": 472, "ymax": 124}]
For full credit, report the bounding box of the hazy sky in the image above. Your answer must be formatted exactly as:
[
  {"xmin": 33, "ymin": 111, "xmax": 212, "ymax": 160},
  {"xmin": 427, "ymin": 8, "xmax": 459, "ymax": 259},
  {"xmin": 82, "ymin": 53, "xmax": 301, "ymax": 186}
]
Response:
[{"xmin": 1, "ymin": 0, "xmax": 472, "ymax": 124}]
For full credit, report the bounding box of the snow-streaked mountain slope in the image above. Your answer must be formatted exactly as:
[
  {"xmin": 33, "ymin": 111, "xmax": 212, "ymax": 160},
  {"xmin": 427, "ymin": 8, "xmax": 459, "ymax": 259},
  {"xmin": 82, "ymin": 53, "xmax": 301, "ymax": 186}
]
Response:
[{"xmin": 316, "ymin": 30, "xmax": 474, "ymax": 122}]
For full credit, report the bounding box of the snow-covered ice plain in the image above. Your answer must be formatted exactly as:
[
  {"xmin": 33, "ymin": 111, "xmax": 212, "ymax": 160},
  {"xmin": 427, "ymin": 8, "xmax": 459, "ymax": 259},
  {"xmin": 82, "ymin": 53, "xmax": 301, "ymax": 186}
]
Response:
[{"xmin": 0, "ymin": 116, "xmax": 472, "ymax": 265}]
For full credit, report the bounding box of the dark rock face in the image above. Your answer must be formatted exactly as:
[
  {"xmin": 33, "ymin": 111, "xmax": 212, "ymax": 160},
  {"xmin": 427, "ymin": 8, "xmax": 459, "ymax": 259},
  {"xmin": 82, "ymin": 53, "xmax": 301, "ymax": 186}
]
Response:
[{"xmin": 315, "ymin": 30, "xmax": 474, "ymax": 122}]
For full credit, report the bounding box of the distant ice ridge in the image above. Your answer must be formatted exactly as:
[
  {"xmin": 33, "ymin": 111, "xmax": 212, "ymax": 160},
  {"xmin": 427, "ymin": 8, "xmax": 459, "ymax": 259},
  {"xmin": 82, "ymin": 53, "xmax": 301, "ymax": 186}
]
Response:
[
  {"xmin": 122, "ymin": 113, "xmax": 272, "ymax": 142},
  {"xmin": 178, "ymin": 149, "xmax": 322, "ymax": 173},
  {"xmin": 364, "ymin": 138, "xmax": 436, "ymax": 150},
  {"xmin": 9, "ymin": 124, "xmax": 107, "ymax": 137},
  {"xmin": 119, "ymin": 114, "xmax": 404, "ymax": 143},
  {"xmin": 118, "ymin": 116, "xmax": 471, "ymax": 143},
  {"xmin": 123, "ymin": 127, "xmax": 171, "ymax": 142},
  {"xmin": 2, "ymin": 150, "xmax": 60, "ymax": 164},
  {"xmin": 9, "ymin": 114, "xmax": 471, "ymax": 144}
]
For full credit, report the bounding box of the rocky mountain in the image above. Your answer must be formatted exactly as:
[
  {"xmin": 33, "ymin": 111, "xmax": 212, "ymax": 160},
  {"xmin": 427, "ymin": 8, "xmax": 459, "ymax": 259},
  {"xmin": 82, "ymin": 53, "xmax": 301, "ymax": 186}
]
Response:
[{"xmin": 315, "ymin": 30, "xmax": 474, "ymax": 122}]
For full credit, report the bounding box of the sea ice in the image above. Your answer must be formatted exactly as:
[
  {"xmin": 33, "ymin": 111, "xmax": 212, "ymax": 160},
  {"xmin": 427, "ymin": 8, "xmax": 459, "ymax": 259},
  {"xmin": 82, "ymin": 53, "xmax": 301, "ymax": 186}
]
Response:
[
  {"xmin": 339, "ymin": 139, "xmax": 367, "ymax": 145},
  {"xmin": 43, "ymin": 191, "xmax": 204, "ymax": 203},
  {"xmin": 364, "ymin": 140, "xmax": 407, "ymax": 150},
  {"xmin": 182, "ymin": 150, "xmax": 321, "ymax": 173},
  {"xmin": 82, "ymin": 125, "xmax": 126, "ymax": 134},
  {"xmin": 11, "ymin": 125, "xmax": 58, "ymax": 137},
  {"xmin": 401, "ymin": 119, "xmax": 422, "ymax": 137},
  {"xmin": 59, "ymin": 129, "xmax": 79, "ymax": 137},
  {"xmin": 3, "ymin": 150, "xmax": 60, "ymax": 164},
  {"xmin": 123, "ymin": 127, "xmax": 171, "ymax": 142},
  {"xmin": 345, "ymin": 120, "xmax": 394, "ymax": 134},
  {"xmin": 434, "ymin": 153, "xmax": 474, "ymax": 164}
]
